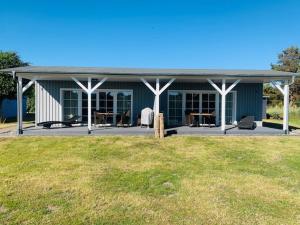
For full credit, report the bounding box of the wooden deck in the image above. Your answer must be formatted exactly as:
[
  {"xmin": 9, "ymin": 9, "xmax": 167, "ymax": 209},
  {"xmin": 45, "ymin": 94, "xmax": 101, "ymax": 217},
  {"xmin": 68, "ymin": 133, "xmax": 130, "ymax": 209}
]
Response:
[{"xmin": 2, "ymin": 125, "xmax": 289, "ymax": 136}]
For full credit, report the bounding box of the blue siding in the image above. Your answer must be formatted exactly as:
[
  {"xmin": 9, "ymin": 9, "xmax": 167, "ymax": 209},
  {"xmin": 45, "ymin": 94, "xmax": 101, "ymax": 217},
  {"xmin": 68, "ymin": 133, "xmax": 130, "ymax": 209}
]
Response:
[
  {"xmin": 37, "ymin": 80, "xmax": 263, "ymax": 124},
  {"xmin": 0, "ymin": 97, "xmax": 26, "ymax": 119}
]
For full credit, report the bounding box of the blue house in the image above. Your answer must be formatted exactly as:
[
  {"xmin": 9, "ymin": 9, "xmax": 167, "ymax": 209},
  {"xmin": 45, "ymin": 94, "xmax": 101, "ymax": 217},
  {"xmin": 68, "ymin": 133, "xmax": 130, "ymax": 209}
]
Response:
[
  {"xmin": 0, "ymin": 66, "xmax": 298, "ymax": 135},
  {"xmin": 0, "ymin": 97, "xmax": 26, "ymax": 119}
]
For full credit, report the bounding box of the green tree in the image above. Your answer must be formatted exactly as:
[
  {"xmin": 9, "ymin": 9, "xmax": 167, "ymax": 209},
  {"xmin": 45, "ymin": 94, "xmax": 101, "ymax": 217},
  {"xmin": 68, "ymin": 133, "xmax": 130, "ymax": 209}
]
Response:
[
  {"xmin": 0, "ymin": 51, "xmax": 29, "ymax": 115},
  {"xmin": 271, "ymin": 46, "xmax": 300, "ymax": 106}
]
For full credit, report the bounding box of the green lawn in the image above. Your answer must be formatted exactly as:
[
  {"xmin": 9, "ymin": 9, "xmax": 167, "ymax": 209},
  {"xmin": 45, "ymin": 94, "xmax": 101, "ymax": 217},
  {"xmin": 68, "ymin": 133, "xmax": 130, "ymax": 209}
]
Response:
[
  {"xmin": 1, "ymin": 137, "xmax": 300, "ymax": 225},
  {"xmin": 267, "ymin": 106, "xmax": 300, "ymax": 128}
]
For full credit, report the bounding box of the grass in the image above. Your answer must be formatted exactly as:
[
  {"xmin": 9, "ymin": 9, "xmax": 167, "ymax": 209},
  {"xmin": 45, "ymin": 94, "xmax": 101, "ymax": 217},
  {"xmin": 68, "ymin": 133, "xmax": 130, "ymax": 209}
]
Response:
[
  {"xmin": 0, "ymin": 115, "xmax": 34, "ymax": 129},
  {"xmin": 266, "ymin": 106, "xmax": 300, "ymax": 128},
  {"xmin": 1, "ymin": 136, "xmax": 300, "ymax": 224}
]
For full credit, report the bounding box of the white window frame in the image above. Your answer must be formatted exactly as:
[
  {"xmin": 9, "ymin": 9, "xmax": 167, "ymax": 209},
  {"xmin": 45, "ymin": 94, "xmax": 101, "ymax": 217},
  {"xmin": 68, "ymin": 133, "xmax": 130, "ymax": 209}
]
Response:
[
  {"xmin": 167, "ymin": 90, "xmax": 237, "ymax": 126},
  {"xmin": 60, "ymin": 88, "xmax": 133, "ymax": 125}
]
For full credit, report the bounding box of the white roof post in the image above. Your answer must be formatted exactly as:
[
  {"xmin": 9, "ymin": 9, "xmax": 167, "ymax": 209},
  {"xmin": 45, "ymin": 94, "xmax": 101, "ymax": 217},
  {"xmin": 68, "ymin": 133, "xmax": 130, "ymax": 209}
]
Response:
[
  {"xmin": 283, "ymin": 80, "xmax": 289, "ymax": 134},
  {"xmin": 87, "ymin": 77, "xmax": 92, "ymax": 134},
  {"xmin": 155, "ymin": 78, "xmax": 160, "ymax": 116},
  {"xmin": 221, "ymin": 79, "xmax": 226, "ymax": 133},
  {"xmin": 17, "ymin": 74, "xmax": 23, "ymax": 135}
]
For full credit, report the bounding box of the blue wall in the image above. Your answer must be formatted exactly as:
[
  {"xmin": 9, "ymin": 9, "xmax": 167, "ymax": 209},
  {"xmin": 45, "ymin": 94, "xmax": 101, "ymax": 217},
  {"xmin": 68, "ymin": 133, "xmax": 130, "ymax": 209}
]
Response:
[
  {"xmin": 37, "ymin": 80, "xmax": 263, "ymax": 124},
  {"xmin": 0, "ymin": 97, "xmax": 27, "ymax": 119}
]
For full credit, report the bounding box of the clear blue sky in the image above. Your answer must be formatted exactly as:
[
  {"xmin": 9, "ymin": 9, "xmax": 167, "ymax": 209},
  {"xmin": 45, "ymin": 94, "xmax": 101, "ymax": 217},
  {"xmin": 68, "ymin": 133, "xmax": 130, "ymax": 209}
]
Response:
[{"xmin": 0, "ymin": 0, "xmax": 299, "ymax": 69}]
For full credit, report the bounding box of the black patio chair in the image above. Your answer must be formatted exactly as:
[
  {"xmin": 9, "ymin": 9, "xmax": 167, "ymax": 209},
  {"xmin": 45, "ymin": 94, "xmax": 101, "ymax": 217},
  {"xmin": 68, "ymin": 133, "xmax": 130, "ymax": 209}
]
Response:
[
  {"xmin": 237, "ymin": 116, "xmax": 256, "ymax": 130},
  {"xmin": 37, "ymin": 115, "xmax": 81, "ymax": 129},
  {"xmin": 117, "ymin": 110, "xmax": 131, "ymax": 127}
]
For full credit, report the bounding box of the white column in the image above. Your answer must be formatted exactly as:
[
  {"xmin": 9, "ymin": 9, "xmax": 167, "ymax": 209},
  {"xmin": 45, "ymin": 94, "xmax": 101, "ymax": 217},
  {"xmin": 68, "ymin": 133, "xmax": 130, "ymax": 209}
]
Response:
[
  {"xmin": 72, "ymin": 77, "xmax": 107, "ymax": 134},
  {"xmin": 87, "ymin": 77, "xmax": 92, "ymax": 133},
  {"xmin": 221, "ymin": 79, "xmax": 226, "ymax": 132},
  {"xmin": 271, "ymin": 80, "xmax": 290, "ymax": 134},
  {"xmin": 17, "ymin": 75, "xmax": 23, "ymax": 135},
  {"xmin": 207, "ymin": 78, "xmax": 240, "ymax": 134},
  {"xmin": 283, "ymin": 81, "xmax": 289, "ymax": 134},
  {"xmin": 155, "ymin": 78, "xmax": 160, "ymax": 116}
]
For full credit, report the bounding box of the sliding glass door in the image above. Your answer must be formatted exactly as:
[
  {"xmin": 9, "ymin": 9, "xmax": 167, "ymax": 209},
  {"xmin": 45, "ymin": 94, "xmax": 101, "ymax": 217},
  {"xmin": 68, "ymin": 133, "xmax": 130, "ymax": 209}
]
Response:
[
  {"xmin": 62, "ymin": 90, "xmax": 80, "ymax": 121},
  {"xmin": 61, "ymin": 89, "xmax": 132, "ymax": 125},
  {"xmin": 168, "ymin": 91, "xmax": 183, "ymax": 126},
  {"xmin": 168, "ymin": 91, "xmax": 222, "ymax": 126}
]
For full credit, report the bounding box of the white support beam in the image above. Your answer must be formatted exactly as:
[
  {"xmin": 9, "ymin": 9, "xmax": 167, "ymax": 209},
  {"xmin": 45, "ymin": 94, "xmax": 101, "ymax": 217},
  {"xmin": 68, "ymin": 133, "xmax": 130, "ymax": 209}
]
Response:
[
  {"xmin": 224, "ymin": 79, "xmax": 240, "ymax": 95},
  {"xmin": 22, "ymin": 77, "xmax": 37, "ymax": 93},
  {"xmin": 87, "ymin": 77, "xmax": 92, "ymax": 133},
  {"xmin": 140, "ymin": 78, "xmax": 157, "ymax": 95},
  {"xmin": 72, "ymin": 76, "xmax": 107, "ymax": 134},
  {"xmin": 221, "ymin": 79, "xmax": 226, "ymax": 133},
  {"xmin": 208, "ymin": 79, "xmax": 241, "ymax": 133},
  {"xmin": 72, "ymin": 77, "xmax": 88, "ymax": 93},
  {"xmin": 141, "ymin": 78, "xmax": 175, "ymax": 118},
  {"xmin": 271, "ymin": 81, "xmax": 284, "ymax": 95},
  {"xmin": 17, "ymin": 75, "xmax": 23, "ymax": 135},
  {"xmin": 155, "ymin": 78, "xmax": 160, "ymax": 116},
  {"xmin": 207, "ymin": 79, "xmax": 223, "ymax": 95},
  {"xmin": 272, "ymin": 80, "xmax": 290, "ymax": 134},
  {"xmin": 159, "ymin": 78, "xmax": 176, "ymax": 95},
  {"xmin": 91, "ymin": 77, "xmax": 108, "ymax": 93},
  {"xmin": 283, "ymin": 81, "xmax": 289, "ymax": 134}
]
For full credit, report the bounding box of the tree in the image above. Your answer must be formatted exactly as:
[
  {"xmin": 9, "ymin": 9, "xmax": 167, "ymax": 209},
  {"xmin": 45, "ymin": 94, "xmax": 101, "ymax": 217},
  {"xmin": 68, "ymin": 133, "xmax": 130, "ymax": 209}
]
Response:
[
  {"xmin": 0, "ymin": 51, "xmax": 28, "ymax": 99},
  {"xmin": 271, "ymin": 46, "xmax": 300, "ymax": 106},
  {"xmin": 0, "ymin": 51, "xmax": 29, "ymax": 115}
]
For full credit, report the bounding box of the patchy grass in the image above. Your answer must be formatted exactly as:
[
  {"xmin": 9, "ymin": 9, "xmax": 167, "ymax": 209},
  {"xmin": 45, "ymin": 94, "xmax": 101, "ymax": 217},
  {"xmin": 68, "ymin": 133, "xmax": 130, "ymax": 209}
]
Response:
[{"xmin": 0, "ymin": 136, "xmax": 300, "ymax": 224}]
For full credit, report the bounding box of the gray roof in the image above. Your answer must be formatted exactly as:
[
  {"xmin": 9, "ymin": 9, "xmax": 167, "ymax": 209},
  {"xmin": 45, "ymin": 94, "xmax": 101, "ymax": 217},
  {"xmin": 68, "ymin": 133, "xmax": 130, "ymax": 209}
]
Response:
[{"xmin": 0, "ymin": 66, "xmax": 298, "ymax": 78}]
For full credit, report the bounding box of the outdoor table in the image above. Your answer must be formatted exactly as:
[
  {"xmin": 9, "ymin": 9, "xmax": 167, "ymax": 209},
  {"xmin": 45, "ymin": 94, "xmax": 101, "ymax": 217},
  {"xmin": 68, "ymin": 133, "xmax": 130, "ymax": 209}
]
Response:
[
  {"xmin": 189, "ymin": 113, "xmax": 214, "ymax": 127},
  {"xmin": 94, "ymin": 112, "xmax": 119, "ymax": 126}
]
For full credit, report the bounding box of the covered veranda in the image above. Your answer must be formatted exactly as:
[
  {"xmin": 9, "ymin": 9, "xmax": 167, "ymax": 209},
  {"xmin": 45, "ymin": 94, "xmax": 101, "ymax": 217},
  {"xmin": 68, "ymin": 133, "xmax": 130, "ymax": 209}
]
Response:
[{"xmin": 0, "ymin": 66, "xmax": 297, "ymax": 136}]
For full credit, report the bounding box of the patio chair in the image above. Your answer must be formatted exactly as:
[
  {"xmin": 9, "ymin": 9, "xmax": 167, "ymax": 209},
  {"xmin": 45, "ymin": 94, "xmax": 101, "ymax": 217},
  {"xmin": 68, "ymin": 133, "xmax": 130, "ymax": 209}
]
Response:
[
  {"xmin": 117, "ymin": 110, "xmax": 131, "ymax": 127},
  {"xmin": 37, "ymin": 115, "xmax": 81, "ymax": 129},
  {"xmin": 237, "ymin": 116, "xmax": 256, "ymax": 130}
]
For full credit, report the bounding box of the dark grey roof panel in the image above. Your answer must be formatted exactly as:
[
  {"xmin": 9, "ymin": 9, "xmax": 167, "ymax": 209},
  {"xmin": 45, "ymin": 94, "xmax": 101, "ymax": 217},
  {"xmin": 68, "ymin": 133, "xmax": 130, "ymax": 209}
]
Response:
[{"xmin": 0, "ymin": 66, "xmax": 298, "ymax": 77}]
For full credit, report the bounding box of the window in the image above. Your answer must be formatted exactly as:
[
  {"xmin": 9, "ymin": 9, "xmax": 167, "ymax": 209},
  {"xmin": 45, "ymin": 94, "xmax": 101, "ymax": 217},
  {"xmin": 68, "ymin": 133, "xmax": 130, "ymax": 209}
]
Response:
[
  {"xmin": 202, "ymin": 93, "xmax": 216, "ymax": 114},
  {"xmin": 185, "ymin": 93, "xmax": 200, "ymax": 114},
  {"xmin": 63, "ymin": 90, "xmax": 79, "ymax": 120},
  {"xmin": 168, "ymin": 91, "xmax": 182, "ymax": 125},
  {"xmin": 117, "ymin": 91, "xmax": 132, "ymax": 115}
]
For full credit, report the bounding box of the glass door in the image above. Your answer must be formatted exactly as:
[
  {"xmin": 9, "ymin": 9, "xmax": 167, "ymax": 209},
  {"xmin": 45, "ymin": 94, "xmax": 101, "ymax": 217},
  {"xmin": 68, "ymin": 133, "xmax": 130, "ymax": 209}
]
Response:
[
  {"xmin": 99, "ymin": 91, "xmax": 114, "ymax": 124},
  {"xmin": 62, "ymin": 90, "xmax": 80, "ymax": 120},
  {"xmin": 116, "ymin": 91, "xmax": 132, "ymax": 125},
  {"xmin": 168, "ymin": 91, "xmax": 183, "ymax": 126},
  {"xmin": 201, "ymin": 93, "xmax": 216, "ymax": 125}
]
